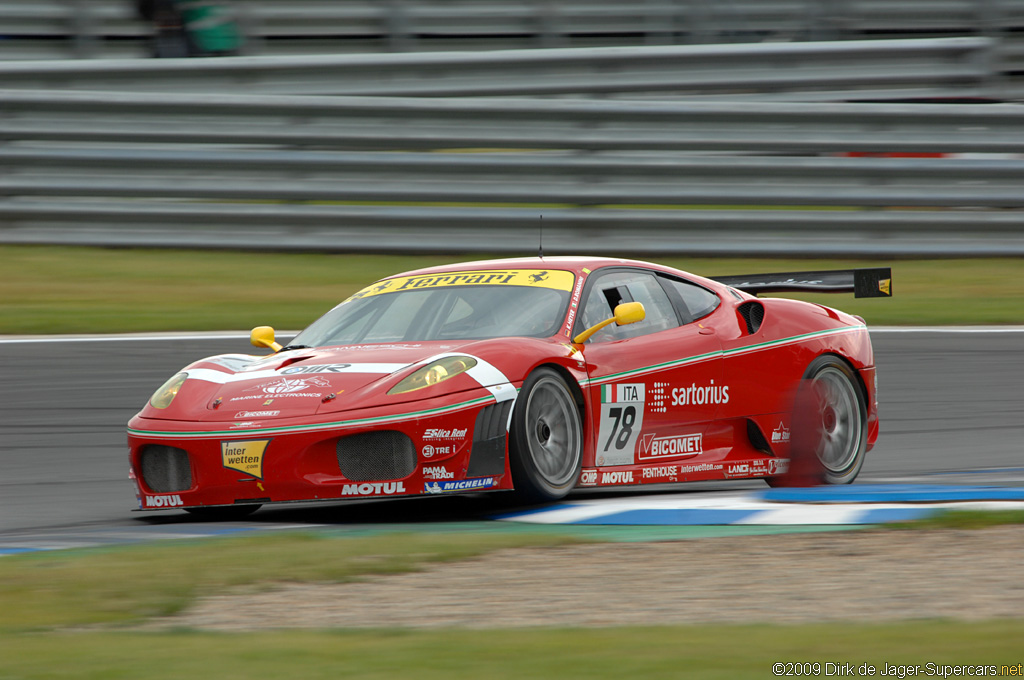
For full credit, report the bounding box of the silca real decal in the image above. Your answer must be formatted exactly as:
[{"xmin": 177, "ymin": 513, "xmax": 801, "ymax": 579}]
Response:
[
  {"xmin": 221, "ymin": 439, "xmax": 270, "ymax": 479},
  {"xmin": 596, "ymin": 383, "xmax": 645, "ymax": 466}
]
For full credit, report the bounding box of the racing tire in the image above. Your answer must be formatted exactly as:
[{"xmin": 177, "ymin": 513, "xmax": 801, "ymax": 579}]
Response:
[
  {"xmin": 184, "ymin": 504, "xmax": 262, "ymax": 520},
  {"xmin": 768, "ymin": 355, "xmax": 868, "ymax": 487},
  {"xmin": 508, "ymin": 368, "xmax": 584, "ymax": 503}
]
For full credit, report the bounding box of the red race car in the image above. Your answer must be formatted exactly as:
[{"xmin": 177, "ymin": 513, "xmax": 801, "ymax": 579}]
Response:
[{"xmin": 127, "ymin": 257, "xmax": 891, "ymax": 516}]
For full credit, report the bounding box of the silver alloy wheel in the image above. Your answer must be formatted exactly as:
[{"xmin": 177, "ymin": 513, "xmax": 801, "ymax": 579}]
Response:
[
  {"xmin": 523, "ymin": 375, "xmax": 582, "ymax": 487},
  {"xmin": 812, "ymin": 366, "xmax": 863, "ymax": 474}
]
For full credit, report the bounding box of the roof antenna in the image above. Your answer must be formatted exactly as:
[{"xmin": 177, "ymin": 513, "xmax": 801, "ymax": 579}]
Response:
[{"xmin": 538, "ymin": 214, "xmax": 544, "ymax": 259}]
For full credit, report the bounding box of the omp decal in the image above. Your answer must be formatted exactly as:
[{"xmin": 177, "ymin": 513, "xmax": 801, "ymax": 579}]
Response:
[
  {"xmin": 347, "ymin": 269, "xmax": 575, "ymax": 300},
  {"xmin": 281, "ymin": 363, "xmax": 409, "ymax": 375},
  {"xmin": 280, "ymin": 363, "xmax": 351, "ymax": 374},
  {"xmin": 596, "ymin": 383, "xmax": 645, "ymax": 466},
  {"xmin": 221, "ymin": 439, "xmax": 270, "ymax": 479},
  {"xmin": 128, "ymin": 394, "xmax": 495, "ymax": 439},
  {"xmin": 580, "ymin": 326, "xmax": 868, "ymax": 387}
]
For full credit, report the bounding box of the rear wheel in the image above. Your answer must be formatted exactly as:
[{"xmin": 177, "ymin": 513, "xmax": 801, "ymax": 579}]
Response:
[
  {"xmin": 768, "ymin": 355, "xmax": 867, "ymax": 487},
  {"xmin": 508, "ymin": 368, "xmax": 583, "ymax": 502}
]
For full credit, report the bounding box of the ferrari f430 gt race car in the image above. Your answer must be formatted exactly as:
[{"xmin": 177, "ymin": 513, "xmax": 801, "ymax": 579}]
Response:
[{"xmin": 128, "ymin": 257, "xmax": 891, "ymax": 516}]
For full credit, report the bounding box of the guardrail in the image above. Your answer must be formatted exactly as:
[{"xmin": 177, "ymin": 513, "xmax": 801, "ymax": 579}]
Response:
[
  {"xmin": 0, "ymin": 37, "xmax": 997, "ymax": 100},
  {"xmin": 4, "ymin": 89, "xmax": 1024, "ymax": 256},
  {"xmin": 1, "ymin": 0, "xmax": 1023, "ymax": 63},
  {"xmin": 5, "ymin": 89, "xmax": 1024, "ymax": 154}
]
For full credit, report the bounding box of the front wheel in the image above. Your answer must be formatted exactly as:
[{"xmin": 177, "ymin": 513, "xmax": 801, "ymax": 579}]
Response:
[{"xmin": 508, "ymin": 368, "xmax": 583, "ymax": 503}]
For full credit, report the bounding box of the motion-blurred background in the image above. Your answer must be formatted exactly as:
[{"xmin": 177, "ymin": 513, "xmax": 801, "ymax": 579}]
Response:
[{"xmin": 3, "ymin": 0, "xmax": 1024, "ymax": 258}]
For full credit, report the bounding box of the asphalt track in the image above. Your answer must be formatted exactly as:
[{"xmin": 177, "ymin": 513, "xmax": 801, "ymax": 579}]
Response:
[{"xmin": 1, "ymin": 329, "xmax": 1022, "ymax": 550}]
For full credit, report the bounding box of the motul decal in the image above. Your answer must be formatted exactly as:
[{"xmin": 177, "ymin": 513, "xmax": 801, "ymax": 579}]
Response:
[
  {"xmin": 144, "ymin": 494, "xmax": 183, "ymax": 508},
  {"xmin": 341, "ymin": 482, "xmax": 406, "ymax": 496}
]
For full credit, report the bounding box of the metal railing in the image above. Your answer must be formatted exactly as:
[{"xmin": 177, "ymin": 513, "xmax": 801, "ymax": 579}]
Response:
[
  {"xmin": 3, "ymin": 88, "xmax": 1024, "ymax": 256},
  {"xmin": 0, "ymin": 37, "xmax": 997, "ymax": 100},
  {"xmin": 2, "ymin": 0, "xmax": 1023, "ymax": 62},
  {"xmin": 5, "ymin": 88, "xmax": 1024, "ymax": 153}
]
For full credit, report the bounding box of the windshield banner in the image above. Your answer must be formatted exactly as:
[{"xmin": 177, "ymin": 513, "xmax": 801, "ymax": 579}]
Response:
[{"xmin": 347, "ymin": 269, "xmax": 575, "ymax": 300}]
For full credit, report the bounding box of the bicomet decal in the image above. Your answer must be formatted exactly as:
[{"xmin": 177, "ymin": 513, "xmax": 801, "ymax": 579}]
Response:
[
  {"xmin": 346, "ymin": 269, "xmax": 575, "ymax": 301},
  {"xmin": 222, "ymin": 439, "xmax": 270, "ymax": 479}
]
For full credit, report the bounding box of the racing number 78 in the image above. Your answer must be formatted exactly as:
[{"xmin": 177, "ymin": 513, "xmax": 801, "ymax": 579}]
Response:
[{"xmin": 603, "ymin": 405, "xmax": 637, "ymax": 451}]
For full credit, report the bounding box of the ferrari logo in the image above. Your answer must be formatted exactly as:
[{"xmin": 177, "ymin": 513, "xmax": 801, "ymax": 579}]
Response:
[{"xmin": 878, "ymin": 278, "xmax": 891, "ymax": 296}]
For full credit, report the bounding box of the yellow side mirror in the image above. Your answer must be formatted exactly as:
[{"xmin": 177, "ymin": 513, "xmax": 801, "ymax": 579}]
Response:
[
  {"xmin": 572, "ymin": 302, "xmax": 646, "ymax": 344},
  {"xmin": 250, "ymin": 326, "xmax": 283, "ymax": 352}
]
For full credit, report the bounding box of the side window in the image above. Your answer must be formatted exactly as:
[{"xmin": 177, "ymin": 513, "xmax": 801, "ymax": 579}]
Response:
[
  {"xmin": 579, "ymin": 271, "xmax": 678, "ymax": 342},
  {"xmin": 662, "ymin": 277, "xmax": 720, "ymax": 323}
]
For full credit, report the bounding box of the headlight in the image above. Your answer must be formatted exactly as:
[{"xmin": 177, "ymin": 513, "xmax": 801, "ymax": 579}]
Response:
[
  {"xmin": 150, "ymin": 372, "xmax": 188, "ymax": 409},
  {"xmin": 388, "ymin": 357, "xmax": 477, "ymax": 395}
]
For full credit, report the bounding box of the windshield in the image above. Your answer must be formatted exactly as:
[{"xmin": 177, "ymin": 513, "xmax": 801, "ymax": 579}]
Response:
[{"xmin": 292, "ymin": 280, "xmax": 573, "ymax": 347}]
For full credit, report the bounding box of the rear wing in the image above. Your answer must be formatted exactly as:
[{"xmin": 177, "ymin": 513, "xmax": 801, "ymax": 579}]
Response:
[{"xmin": 711, "ymin": 267, "xmax": 892, "ymax": 299}]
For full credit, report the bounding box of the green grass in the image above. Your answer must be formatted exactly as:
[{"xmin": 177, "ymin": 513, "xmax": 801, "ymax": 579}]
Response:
[
  {"xmin": 888, "ymin": 508, "xmax": 1024, "ymax": 530},
  {"xmin": 1, "ymin": 623, "xmax": 1022, "ymax": 679},
  {"xmin": 3, "ymin": 522, "xmax": 1024, "ymax": 677},
  {"xmin": 1, "ymin": 245, "xmax": 1023, "ymax": 333},
  {"xmin": 0, "ymin": 531, "xmax": 583, "ymax": 633}
]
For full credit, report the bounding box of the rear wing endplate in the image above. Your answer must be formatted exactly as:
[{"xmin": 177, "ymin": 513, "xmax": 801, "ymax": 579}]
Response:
[{"xmin": 711, "ymin": 267, "xmax": 892, "ymax": 298}]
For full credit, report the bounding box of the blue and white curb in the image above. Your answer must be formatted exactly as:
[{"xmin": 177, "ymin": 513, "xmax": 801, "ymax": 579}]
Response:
[
  {"xmin": 496, "ymin": 485, "xmax": 1024, "ymax": 526},
  {"xmin": 0, "ymin": 523, "xmax": 319, "ymax": 556}
]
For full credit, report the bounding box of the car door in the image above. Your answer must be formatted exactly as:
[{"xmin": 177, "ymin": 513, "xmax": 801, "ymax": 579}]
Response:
[{"xmin": 573, "ymin": 268, "xmax": 725, "ymax": 470}]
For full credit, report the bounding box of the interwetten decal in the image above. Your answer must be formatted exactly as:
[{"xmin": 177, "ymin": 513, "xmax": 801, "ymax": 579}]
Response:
[{"xmin": 222, "ymin": 439, "xmax": 270, "ymax": 479}]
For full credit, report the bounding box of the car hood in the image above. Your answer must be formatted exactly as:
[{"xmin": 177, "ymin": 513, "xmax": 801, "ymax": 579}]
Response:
[{"xmin": 141, "ymin": 341, "xmax": 523, "ymax": 423}]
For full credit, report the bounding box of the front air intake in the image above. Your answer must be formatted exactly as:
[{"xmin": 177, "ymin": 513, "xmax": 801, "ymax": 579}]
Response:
[
  {"xmin": 139, "ymin": 445, "xmax": 192, "ymax": 493},
  {"xmin": 737, "ymin": 301, "xmax": 765, "ymax": 334},
  {"xmin": 467, "ymin": 400, "xmax": 514, "ymax": 477},
  {"xmin": 336, "ymin": 431, "xmax": 416, "ymax": 481}
]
